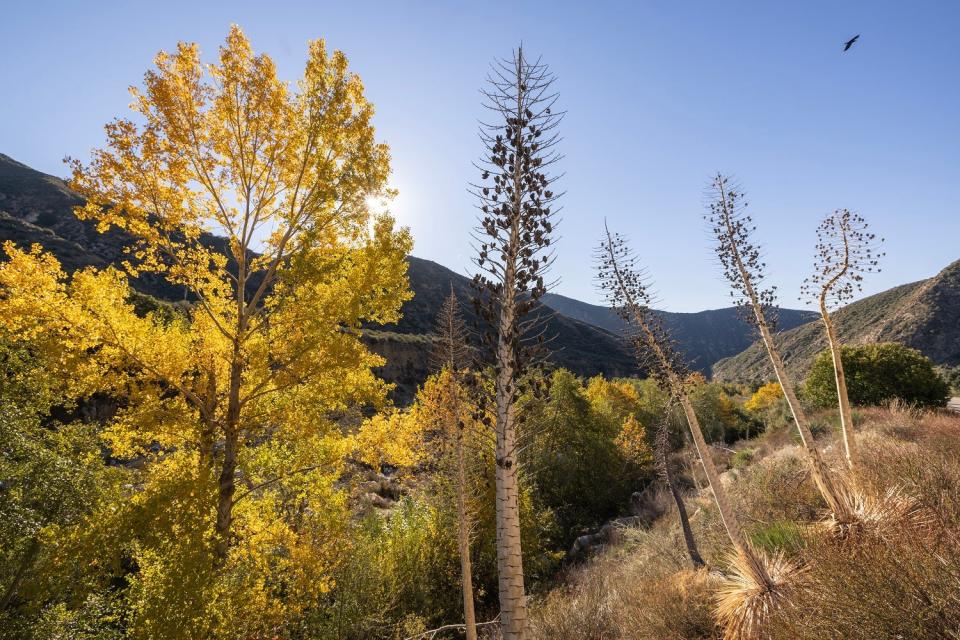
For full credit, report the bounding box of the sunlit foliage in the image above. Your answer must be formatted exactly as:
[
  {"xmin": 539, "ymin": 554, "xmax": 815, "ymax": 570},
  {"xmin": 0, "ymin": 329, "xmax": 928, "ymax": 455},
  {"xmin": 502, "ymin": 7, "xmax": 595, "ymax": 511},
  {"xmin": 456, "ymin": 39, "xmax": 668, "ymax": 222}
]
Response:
[{"xmin": 0, "ymin": 25, "xmax": 411, "ymax": 639}]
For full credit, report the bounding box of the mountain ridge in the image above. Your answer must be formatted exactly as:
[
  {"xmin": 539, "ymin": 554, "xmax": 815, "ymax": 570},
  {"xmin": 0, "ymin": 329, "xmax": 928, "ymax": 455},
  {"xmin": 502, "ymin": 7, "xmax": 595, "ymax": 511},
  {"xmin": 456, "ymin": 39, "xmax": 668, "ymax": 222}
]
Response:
[
  {"xmin": 540, "ymin": 292, "xmax": 818, "ymax": 375},
  {"xmin": 712, "ymin": 261, "xmax": 960, "ymax": 382},
  {"xmin": 9, "ymin": 152, "xmax": 952, "ymax": 396}
]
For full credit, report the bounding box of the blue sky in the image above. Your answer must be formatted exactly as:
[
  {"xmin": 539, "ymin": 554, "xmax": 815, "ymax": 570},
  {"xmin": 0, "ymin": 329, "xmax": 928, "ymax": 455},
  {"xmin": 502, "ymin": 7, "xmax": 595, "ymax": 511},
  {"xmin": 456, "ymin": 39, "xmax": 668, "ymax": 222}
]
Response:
[{"xmin": 2, "ymin": 1, "xmax": 957, "ymax": 311}]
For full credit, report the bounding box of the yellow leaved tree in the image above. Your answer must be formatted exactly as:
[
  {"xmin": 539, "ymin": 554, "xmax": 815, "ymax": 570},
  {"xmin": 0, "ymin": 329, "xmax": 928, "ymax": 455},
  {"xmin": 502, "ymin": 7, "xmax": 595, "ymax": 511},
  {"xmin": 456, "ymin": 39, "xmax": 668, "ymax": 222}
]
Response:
[
  {"xmin": 744, "ymin": 382, "xmax": 784, "ymax": 414},
  {"xmin": 0, "ymin": 22, "xmax": 411, "ymax": 578}
]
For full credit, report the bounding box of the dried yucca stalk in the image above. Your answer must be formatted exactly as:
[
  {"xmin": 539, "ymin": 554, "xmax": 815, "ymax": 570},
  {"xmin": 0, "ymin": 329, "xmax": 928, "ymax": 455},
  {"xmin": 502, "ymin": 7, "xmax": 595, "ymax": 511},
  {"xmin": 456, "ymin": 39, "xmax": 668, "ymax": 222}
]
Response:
[
  {"xmin": 801, "ymin": 209, "xmax": 884, "ymax": 471},
  {"xmin": 705, "ymin": 174, "xmax": 857, "ymax": 527},
  {"xmin": 598, "ymin": 225, "xmax": 804, "ymax": 638}
]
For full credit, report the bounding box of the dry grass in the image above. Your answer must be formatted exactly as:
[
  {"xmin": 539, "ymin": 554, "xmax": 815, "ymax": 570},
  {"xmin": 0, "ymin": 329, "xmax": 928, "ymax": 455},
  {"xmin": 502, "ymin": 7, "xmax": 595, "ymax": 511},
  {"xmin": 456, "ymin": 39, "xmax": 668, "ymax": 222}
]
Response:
[
  {"xmin": 529, "ymin": 406, "xmax": 960, "ymax": 639},
  {"xmin": 527, "ymin": 523, "xmax": 722, "ymax": 639},
  {"xmin": 714, "ymin": 548, "xmax": 802, "ymax": 640},
  {"xmin": 766, "ymin": 525, "xmax": 960, "ymax": 639}
]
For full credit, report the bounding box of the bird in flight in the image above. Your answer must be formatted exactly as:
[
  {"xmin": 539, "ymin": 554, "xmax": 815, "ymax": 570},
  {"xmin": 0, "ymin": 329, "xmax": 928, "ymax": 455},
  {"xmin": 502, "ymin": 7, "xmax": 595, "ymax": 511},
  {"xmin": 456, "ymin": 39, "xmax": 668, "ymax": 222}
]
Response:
[{"xmin": 843, "ymin": 34, "xmax": 860, "ymax": 52}]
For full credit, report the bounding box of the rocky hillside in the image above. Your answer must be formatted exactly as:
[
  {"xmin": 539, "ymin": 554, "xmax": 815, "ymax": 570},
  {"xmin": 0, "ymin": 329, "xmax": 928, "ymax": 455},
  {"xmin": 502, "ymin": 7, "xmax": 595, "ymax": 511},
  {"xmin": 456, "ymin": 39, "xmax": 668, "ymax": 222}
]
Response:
[
  {"xmin": 0, "ymin": 153, "xmax": 260, "ymax": 300},
  {"xmin": 541, "ymin": 292, "xmax": 817, "ymax": 374},
  {"xmin": 713, "ymin": 259, "xmax": 960, "ymax": 382},
  {"xmin": 368, "ymin": 257, "xmax": 641, "ymax": 400}
]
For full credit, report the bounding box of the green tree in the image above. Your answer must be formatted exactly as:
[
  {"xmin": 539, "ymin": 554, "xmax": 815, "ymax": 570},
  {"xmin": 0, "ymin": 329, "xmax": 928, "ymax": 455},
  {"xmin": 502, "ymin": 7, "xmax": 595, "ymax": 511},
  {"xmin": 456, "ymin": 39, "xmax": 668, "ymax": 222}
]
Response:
[
  {"xmin": 523, "ymin": 370, "xmax": 649, "ymax": 544},
  {"xmin": 688, "ymin": 381, "xmax": 755, "ymax": 443},
  {"xmin": 943, "ymin": 365, "xmax": 960, "ymax": 395},
  {"xmin": 805, "ymin": 343, "xmax": 949, "ymax": 408}
]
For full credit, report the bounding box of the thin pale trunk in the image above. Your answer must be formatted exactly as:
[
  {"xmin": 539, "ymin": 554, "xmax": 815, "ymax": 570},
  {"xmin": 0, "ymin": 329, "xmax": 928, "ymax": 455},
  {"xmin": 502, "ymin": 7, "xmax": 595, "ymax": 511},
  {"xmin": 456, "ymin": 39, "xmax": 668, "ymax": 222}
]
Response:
[
  {"xmin": 449, "ymin": 375, "xmax": 478, "ymax": 640},
  {"xmin": 675, "ymin": 392, "xmax": 771, "ymax": 585},
  {"xmin": 494, "ymin": 233, "xmax": 526, "ymax": 638},
  {"xmin": 494, "ymin": 405, "xmax": 526, "ymax": 640},
  {"xmin": 628, "ymin": 307, "xmax": 769, "ymax": 584},
  {"xmin": 494, "ymin": 301, "xmax": 527, "ymax": 638},
  {"xmin": 820, "ymin": 301, "xmax": 857, "ymax": 470},
  {"xmin": 754, "ymin": 318, "xmax": 854, "ymax": 521},
  {"xmin": 662, "ymin": 455, "xmax": 705, "ymax": 569},
  {"xmin": 456, "ymin": 433, "xmax": 478, "ymax": 640}
]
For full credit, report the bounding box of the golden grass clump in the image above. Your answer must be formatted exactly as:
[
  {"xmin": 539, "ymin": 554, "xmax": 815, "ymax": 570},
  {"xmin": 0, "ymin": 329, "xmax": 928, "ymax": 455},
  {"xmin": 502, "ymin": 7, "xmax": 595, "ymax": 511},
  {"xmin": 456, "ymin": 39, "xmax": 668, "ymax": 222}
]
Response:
[
  {"xmin": 824, "ymin": 485, "xmax": 933, "ymax": 539},
  {"xmin": 714, "ymin": 547, "xmax": 802, "ymax": 640}
]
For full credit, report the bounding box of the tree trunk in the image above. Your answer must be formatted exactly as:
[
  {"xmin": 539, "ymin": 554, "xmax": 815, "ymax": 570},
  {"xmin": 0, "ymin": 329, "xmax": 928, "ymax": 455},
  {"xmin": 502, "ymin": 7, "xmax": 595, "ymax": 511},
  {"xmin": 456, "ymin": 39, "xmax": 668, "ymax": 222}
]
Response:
[
  {"xmin": 624, "ymin": 299, "xmax": 769, "ymax": 584},
  {"xmin": 214, "ymin": 430, "xmax": 238, "ymax": 561},
  {"xmin": 494, "ymin": 307, "xmax": 527, "ymax": 638},
  {"xmin": 494, "ymin": 401, "xmax": 526, "ymax": 640},
  {"xmin": 494, "ymin": 235, "xmax": 527, "ymax": 638},
  {"xmin": 214, "ymin": 352, "xmax": 243, "ymax": 562},
  {"xmin": 448, "ymin": 374, "xmax": 478, "ymax": 640},
  {"xmin": 675, "ymin": 392, "xmax": 770, "ymax": 585},
  {"xmin": 662, "ymin": 455, "xmax": 705, "ymax": 569},
  {"xmin": 456, "ymin": 429, "xmax": 478, "ymax": 640},
  {"xmin": 626, "ymin": 305, "xmax": 769, "ymax": 584},
  {"xmin": 820, "ymin": 302, "xmax": 857, "ymax": 470}
]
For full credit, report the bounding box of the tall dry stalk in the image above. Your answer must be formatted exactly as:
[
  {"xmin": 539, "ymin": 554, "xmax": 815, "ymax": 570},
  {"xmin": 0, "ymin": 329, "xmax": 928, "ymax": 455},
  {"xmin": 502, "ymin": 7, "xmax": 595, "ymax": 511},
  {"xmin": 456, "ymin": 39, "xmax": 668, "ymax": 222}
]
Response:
[
  {"xmin": 654, "ymin": 397, "xmax": 706, "ymax": 569},
  {"xmin": 596, "ymin": 224, "xmax": 774, "ymax": 592},
  {"xmin": 706, "ymin": 175, "xmax": 855, "ymax": 525},
  {"xmin": 470, "ymin": 46, "xmax": 562, "ymax": 640},
  {"xmin": 801, "ymin": 209, "xmax": 884, "ymax": 470},
  {"xmin": 431, "ymin": 288, "xmax": 478, "ymax": 640}
]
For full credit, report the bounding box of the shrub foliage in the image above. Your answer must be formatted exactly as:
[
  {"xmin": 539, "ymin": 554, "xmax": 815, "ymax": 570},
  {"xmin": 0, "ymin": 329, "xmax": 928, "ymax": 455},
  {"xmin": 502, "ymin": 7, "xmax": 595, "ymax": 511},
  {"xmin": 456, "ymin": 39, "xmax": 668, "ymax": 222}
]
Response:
[{"xmin": 805, "ymin": 342, "xmax": 949, "ymax": 408}]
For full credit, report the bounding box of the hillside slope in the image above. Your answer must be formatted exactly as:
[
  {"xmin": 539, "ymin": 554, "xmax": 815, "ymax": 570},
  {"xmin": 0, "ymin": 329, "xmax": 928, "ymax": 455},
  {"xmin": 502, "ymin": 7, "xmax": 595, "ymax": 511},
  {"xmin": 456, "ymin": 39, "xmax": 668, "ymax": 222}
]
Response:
[
  {"xmin": 0, "ymin": 153, "xmax": 261, "ymax": 299},
  {"xmin": 368, "ymin": 257, "xmax": 641, "ymax": 399},
  {"xmin": 541, "ymin": 292, "xmax": 817, "ymax": 374},
  {"xmin": 713, "ymin": 260, "xmax": 960, "ymax": 382}
]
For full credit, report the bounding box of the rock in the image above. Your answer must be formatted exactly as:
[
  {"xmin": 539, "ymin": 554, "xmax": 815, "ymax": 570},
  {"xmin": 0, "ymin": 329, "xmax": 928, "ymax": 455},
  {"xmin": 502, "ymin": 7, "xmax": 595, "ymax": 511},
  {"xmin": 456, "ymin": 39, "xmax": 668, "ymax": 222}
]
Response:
[
  {"xmin": 568, "ymin": 516, "xmax": 645, "ymax": 558},
  {"xmin": 630, "ymin": 486, "xmax": 666, "ymax": 524},
  {"xmin": 364, "ymin": 492, "xmax": 396, "ymax": 509}
]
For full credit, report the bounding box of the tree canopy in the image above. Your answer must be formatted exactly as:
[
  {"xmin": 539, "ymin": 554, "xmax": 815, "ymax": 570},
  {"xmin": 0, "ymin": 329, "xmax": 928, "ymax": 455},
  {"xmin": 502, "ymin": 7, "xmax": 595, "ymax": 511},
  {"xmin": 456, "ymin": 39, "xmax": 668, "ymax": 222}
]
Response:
[{"xmin": 805, "ymin": 343, "xmax": 949, "ymax": 409}]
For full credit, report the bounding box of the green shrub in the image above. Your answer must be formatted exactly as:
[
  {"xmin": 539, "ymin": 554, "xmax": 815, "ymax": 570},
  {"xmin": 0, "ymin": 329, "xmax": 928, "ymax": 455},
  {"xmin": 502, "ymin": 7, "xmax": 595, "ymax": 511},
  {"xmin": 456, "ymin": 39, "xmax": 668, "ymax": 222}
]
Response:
[
  {"xmin": 688, "ymin": 382, "xmax": 756, "ymax": 443},
  {"xmin": 805, "ymin": 343, "xmax": 949, "ymax": 409},
  {"xmin": 306, "ymin": 498, "xmax": 461, "ymax": 640},
  {"xmin": 521, "ymin": 370, "xmax": 652, "ymax": 547}
]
